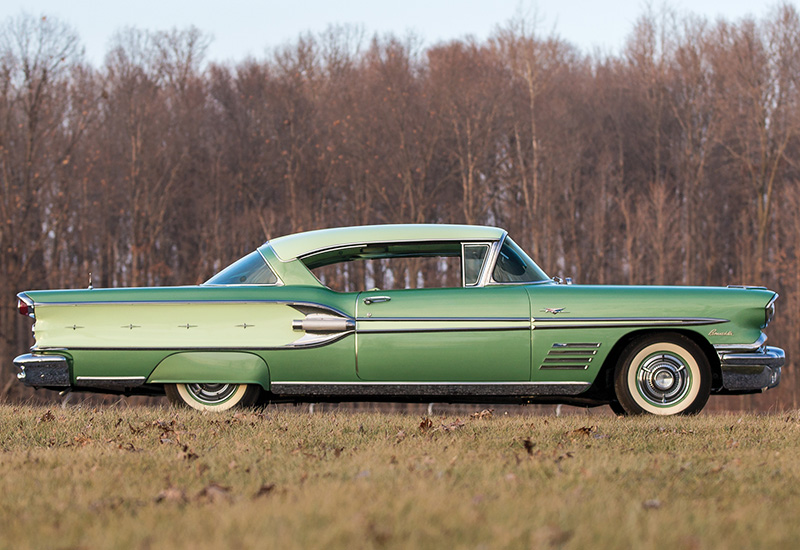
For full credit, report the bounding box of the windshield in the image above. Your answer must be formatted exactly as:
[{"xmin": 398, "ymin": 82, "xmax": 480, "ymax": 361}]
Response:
[
  {"xmin": 492, "ymin": 238, "xmax": 549, "ymax": 283},
  {"xmin": 204, "ymin": 251, "xmax": 279, "ymax": 285}
]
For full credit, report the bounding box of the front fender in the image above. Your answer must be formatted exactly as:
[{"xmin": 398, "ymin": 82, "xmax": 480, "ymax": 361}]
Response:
[{"xmin": 147, "ymin": 352, "xmax": 270, "ymax": 389}]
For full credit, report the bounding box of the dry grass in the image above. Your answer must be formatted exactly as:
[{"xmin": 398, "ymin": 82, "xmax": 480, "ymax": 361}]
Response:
[{"xmin": 1, "ymin": 404, "xmax": 800, "ymax": 549}]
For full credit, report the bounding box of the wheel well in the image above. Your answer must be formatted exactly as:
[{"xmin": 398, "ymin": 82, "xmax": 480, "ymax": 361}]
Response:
[{"xmin": 592, "ymin": 329, "xmax": 722, "ymax": 398}]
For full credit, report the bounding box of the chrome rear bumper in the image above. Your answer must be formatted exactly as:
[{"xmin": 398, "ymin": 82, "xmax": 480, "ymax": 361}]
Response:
[
  {"xmin": 717, "ymin": 346, "xmax": 783, "ymax": 394},
  {"xmin": 14, "ymin": 353, "xmax": 70, "ymax": 387}
]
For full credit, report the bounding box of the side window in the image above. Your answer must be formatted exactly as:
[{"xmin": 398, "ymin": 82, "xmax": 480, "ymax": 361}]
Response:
[
  {"xmin": 205, "ymin": 251, "xmax": 279, "ymax": 285},
  {"xmin": 462, "ymin": 244, "xmax": 489, "ymax": 286},
  {"xmin": 304, "ymin": 242, "xmax": 463, "ymax": 292},
  {"xmin": 491, "ymin": 238, "xmax": 548, "ymax": 283}
]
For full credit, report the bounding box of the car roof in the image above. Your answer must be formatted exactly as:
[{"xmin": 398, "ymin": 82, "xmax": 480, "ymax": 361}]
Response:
[{"xmin": 267, "ymin": 224, "xmax": 506, "ymax": 261}]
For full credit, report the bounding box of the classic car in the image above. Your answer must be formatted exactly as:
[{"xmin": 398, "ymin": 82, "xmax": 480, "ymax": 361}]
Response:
[{"xmin": 13, "ymin": 224, "xmax": 784, "ymax": 415}]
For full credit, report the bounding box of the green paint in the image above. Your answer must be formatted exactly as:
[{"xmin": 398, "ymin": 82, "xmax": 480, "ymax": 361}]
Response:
[{"xmin": 147, "ymin": 352, "xmax": 270, "ymax": 388}]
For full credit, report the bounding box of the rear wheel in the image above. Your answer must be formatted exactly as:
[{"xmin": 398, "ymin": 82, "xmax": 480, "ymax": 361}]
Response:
[
  {"xmin": 613, "ymin": 333, "xmax": 711, "ymax": 416},
  {"xmin": 165, "ymin": 383, "xmax": 261, "ymax": 411}
]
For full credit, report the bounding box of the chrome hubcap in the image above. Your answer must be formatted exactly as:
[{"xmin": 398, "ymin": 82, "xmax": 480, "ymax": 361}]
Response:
[
  {"xmin": 186, "ymin": 383, "xmax": 236, "ymax": 404},
  {"xmin": 636, "ymin": 353, "xmax": 690, "ymax": 406}
]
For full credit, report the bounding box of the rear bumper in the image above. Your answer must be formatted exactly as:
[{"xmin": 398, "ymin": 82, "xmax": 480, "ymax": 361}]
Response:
[
  {"xmin": 717, "ymin": 346, "xmax": 783, "ymax": 394},
  {"xmin": 14, "ymin": 354, "xmax": 70, "ymax": 388}
]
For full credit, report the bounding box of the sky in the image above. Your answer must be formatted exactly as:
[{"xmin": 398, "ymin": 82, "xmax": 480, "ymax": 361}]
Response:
[{"xmin": 2, "ymin": 0, "xmax": 789, "ymax": 66}]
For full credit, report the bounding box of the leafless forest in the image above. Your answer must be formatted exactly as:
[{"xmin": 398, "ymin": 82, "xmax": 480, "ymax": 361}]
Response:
[{"xmin": 2, "ymin": 5, "xmax": 799, "ymax": 409}]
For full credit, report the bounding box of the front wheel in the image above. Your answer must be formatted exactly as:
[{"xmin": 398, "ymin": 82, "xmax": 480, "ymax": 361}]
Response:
[
  {"xmin": 613, "ymin": 334, "xmax": 711, "ymax": 416},
  {"xmin": 165, "ymin": 383, "xmax": 262, "ymax": 411}
]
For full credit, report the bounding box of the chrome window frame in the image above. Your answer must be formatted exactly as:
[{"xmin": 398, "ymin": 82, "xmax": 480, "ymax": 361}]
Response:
[
  {"xmin": 461, "ymin": 242, "xmax": 492, "ymax": 287},
  {"xmin": 484, "ymin": 234, "xmax": 551, "ymax": 286}
]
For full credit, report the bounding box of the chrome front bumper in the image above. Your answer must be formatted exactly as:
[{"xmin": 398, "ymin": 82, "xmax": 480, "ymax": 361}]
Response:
[
  {"xmin": 717, "ymin": 346, "xmax": 784, "ymax": 394},
  {"xmin": 14, "ymin": 354, "xmax": 70, "ymax": 388}
]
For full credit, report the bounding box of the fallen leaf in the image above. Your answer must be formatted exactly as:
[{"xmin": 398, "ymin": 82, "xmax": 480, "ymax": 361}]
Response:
[
  {"xmin": 523, "ymin": 438, "xmax": 535, "ymax": 455},
  {"xmin": 254, "ymin": 483, "xmax": 276, "ymax": 498},
  {"xmin": 156, "ymin": 486, "xmax": 187, "ymax": 504},
  {"xmin": 569, "ymin": 426, "xmax": 597, "ymax": 437},
  {"xmin": 197, "ymin": 483, "xmax": 231, "ymax": 503}
]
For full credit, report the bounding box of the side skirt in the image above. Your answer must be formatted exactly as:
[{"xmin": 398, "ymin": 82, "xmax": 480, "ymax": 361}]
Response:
[{"xmin": 270, "ymin": 381, "xmax": 590, "ymax": 399}]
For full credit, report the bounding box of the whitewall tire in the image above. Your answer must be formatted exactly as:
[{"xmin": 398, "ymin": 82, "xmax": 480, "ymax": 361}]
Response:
[
  {"xmin": 614, "ymin": 334, "xmax": 711, "ymax": 416},
  {"xmin": 165, "ymin": 383, "xmax": 261, "ymax": 411}
]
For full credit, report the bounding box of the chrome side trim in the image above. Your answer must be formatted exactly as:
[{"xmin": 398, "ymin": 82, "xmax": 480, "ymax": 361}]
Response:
[
  {"xmin": 274, "ymin": 381, "xmax": 589, "ymax": 385},
  {"xmin": 532, "ymin": 317, "xmax": 728, "ymax": 329},
  {"xmin": 356, "ymin": 326, "xmax": 529, "ymax": 334},
  {"xmin": 76, "ymin": 376, "xmax": 147, "ymax": 380},
  {"xmin": 357, "ymin": 316, "xmax": 530, "ymax": 322},
  {"xmin": 291, "ymin": 311, "xmax": 356, "ymax": 347},
  {"xmin": 355, "ymin": 316, "xmax": 530, "ymax": 334},
  {"xmin": 713, "ymin": 333, "xmax": 767, "ymax": 353},
  {"xmin": 28, "ymin": 299, "xmax": 351, "ymax": 318},
  {"xmin": 59, "ymin": 336, "xmax": 356, "ymax": 352},
  {"xmin": 539, "ymin": 343, "xmax": 600, "ymax": 370}
]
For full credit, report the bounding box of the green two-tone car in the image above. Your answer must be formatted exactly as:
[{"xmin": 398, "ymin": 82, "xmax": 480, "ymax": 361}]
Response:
[{"xmin": 14, "ymin": 224, "xmax": 783, "ymax": 415}]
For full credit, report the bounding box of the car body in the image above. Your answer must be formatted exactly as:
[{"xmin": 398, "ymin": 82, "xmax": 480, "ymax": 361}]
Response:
[{"xmin": 13, "ymin": 224, "xmax": 784, "ymax": 415}]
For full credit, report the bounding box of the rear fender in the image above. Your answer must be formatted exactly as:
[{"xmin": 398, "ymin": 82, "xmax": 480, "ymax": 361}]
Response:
[{"xmin": 147, "ymin": 352, "xmax": 270, "ymax": 389}]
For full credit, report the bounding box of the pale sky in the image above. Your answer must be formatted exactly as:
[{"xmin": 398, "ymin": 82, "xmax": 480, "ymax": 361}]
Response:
[{"xmin": 2, "ymin": 0, "xmax": 787, "ymax": 66}]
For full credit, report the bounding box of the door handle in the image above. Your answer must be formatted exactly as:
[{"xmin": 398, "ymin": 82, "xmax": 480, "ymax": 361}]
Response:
[{"xmin": 363, "ymin": 296, "xmax": 391, "ymax": 305}]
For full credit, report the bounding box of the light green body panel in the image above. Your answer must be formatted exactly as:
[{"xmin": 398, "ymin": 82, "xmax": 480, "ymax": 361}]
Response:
[
  {"xmin": 24, "ymin": 285, "xmax": 357, "ymax": 383},
  {"xmin": 355, "ymin": 286, "xmax": 530, "ymax": 381},
  {"xmin": 147, "ymin": 352, "xmax": 270, "ymax": 387},
  {"xmin": 268, "ymin": 224, "xmax": 506, "ymax": 261},
  {"xmin": 33, "ymin": 301, "xmax": 298, "ymax": 350}
]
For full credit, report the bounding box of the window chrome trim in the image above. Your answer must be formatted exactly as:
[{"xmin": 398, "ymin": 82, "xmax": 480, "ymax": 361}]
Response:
[
  {"xmin": 478, "ymin": 237, "xmax": 505, "ymax": 287},
  {"xmin": 293, "ymin": 237, "xmax": 498, "ymax": 263},
  {"xmin": 461, "ymin": 242, "xmax": 492, "ymax": 287}
]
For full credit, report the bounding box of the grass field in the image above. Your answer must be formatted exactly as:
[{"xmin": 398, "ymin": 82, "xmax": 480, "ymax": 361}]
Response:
[{"xmin": 1, "ymin": 404, "xmax": 799, "ymax": 549}]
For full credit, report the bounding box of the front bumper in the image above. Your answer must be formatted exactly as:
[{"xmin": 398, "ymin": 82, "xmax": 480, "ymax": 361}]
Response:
[
  {"xmin": 14, "ymin": 354, "xmax": 70, "ymax": 388},
  {"xmin": 717, "ymin": 346, "xmax": 784, "ymax": 394}
]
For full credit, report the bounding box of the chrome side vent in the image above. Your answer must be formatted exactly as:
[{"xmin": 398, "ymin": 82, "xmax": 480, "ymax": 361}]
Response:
[{"xmin": 539, "ymin": 343, "xmax": 600, "ymax": 370}]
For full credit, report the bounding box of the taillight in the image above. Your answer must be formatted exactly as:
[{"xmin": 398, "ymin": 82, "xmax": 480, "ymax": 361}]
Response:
[{"xmin": 17, "ymin": 296, "xmax": 34, "ymax": 318}]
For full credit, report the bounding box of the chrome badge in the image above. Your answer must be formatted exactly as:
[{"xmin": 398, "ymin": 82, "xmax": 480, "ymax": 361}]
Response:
[{"xmin": 542, "ymin": 307, "xmax": 566, "ymax": 315}]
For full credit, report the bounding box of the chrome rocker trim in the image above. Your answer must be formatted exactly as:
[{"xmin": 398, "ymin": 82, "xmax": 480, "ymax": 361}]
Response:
[
  {"xmin": 75, "ymin": 376, "xmax": 147, "ymax": 390},
  {"xmin": 14, "ymin": 353, "xmax": 70, "ymax": 387},
  {"xmin": 716, "ymin": 346, "xmax": 784, "ymax": 394},
  {"xmin": 270, "ymin": 381, "xmax": 590, "ymax": 397}
]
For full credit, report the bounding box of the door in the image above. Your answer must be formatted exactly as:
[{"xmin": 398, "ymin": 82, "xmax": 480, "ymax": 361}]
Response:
[{"xmin": 355, "ymin": 286, "xmax": 531, "ymax": 381}]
